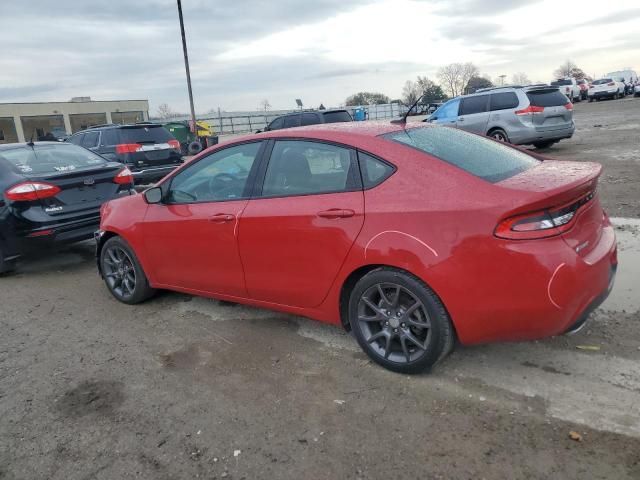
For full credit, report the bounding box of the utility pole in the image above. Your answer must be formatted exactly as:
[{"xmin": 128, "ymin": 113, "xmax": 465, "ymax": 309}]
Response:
[
  {"xmin": 499, "ymin": 74, "xmax": 506, "ymax": 86},
  {"xmin": 177, "ymin": 0, "xmax": 197, "ymax": 133}
]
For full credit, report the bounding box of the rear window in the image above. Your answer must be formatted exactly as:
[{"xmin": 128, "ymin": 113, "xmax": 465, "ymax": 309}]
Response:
[
  {"xmin": 526, "ymin": 89, "xmax": 569, "ymax": 107},
  {"xmin": 118, "ymin": 126, "xmax": 174, "ymax": 144},
  {"xmin": 551, "ymin": 79, "xmax": 572, "ymax": 86},
  {"xmin": 0, "ymin": 144, "xmax": 107, "ymax": 175},
  {"xmin": 322, "ymin": 111, "xmax": 352, "ymax": 123},
  {"xmin": 592, "ymin": 79, "xmax": 612, "ymax": 85},
  {"xmin": 383, "ymin": 126, "xmax": 539, "ymax": 183}
]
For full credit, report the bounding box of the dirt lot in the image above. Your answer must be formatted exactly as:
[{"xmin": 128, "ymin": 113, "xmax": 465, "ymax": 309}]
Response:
[{"xmin": 1, "ymin": 99, "xmax": 640, "ymax": 480}]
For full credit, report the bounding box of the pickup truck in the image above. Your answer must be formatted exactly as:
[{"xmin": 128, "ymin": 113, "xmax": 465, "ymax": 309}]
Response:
[{"xmin": 550, "ymin": 78, "xmax": 581, "ymax": 102}]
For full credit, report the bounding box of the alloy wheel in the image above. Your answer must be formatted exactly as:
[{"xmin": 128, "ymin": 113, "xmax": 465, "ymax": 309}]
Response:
[
  {"xmin": 103, "ymin": 245, "xmax": 137, "ymax": 299},
  {"xmin": 357, "ymin": 282, "xmax": 432, "ymax": 364}
]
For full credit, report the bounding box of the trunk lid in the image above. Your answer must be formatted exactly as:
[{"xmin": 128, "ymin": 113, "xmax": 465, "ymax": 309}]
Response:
[
  {"xmin": 497, "ymin": 160, "xmax": 603, "ymax": 257},
  {"xmin": 118, "ymin": 125, "xmax": 181, "ymax": 168},
  {"xmin": 525, "ymin": 88, "xmax": 573, "ymax": 132}
]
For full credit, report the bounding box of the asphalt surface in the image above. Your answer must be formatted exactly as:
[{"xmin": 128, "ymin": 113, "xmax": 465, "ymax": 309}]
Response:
[{"xmin": 1, "ymin": 99, "xmax": 640, "ymax": 479}]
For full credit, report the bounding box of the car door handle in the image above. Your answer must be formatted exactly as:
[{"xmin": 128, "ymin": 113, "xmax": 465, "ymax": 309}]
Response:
[
  {"xmin": 317, "ymin": 209, "xmax": 355, "ymax": 219},
  {"xmin": 209, "ymin": 213, "xmax": 235, "ymax": 223}
]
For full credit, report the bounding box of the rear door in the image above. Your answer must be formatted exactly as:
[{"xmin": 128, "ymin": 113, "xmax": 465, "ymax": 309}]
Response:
[
  {"xmin": 238, "ymin": 139, "xmax": 364, "ymax": 307},
  {"xmin": 457, "ymin": 95, "xmax": 490, "ymax": 134},
  {"xmin": 526, "ymin": 89, "xmax": 573, "ymax": 132}
]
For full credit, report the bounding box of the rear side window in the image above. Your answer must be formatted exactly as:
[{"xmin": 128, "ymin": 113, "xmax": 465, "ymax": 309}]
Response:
[
  {"xmin": 383, "ymin": 126, "xmax": 539, "ymax": 183},
  {"xmin": 301, "ymin": 113, "xmax": 320, "ymax": 126},
  {"xmin": 118, "ymin": 126, "xmax": 174, "ymax": 144},
  {"xmin": 283, "ymin": 115, "xmax": 300, "ymax": 128},
  {"xmin": 322, "ymin": 111, "xmax": 352, "ymax": 123},
  {"xmin": 0, "ymin": 144, "xmax": 106, "ymax": 175},
  {"xmin": 358, "ymin": 152, "xmax": 394, "ymax": 188},
  {"xmin": 490, "ymin": 92, "xmax": 519, "ymax": 111},
  {"xmin": 526, "ymin": 89, "xmax": 570, "ymax": 107},
  {"xmin": 459, "ymin": 95, "xmax": 489, "ymax": 115}
]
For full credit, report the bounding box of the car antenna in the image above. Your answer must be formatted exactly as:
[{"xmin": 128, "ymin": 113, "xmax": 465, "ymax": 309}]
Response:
[
  {"xmin": 391, "ymin": 92, "xmax": 425, "ymax": 125},
  {"xmin": 27, "ymin": 128, "xmax": 36, "ymax": 147}
]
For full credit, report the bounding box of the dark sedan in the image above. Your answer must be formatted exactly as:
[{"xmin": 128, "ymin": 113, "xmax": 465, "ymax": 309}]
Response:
[{"xmin": 0, "ymin": 142, "xmax": 134, "ymax": 273}]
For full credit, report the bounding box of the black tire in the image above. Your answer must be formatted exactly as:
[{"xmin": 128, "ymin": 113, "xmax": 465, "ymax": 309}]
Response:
[
  {"xmin": 100, "ymin": 236, "xmax": 155, "ymax": 304},
  {"xmin": 533, "ymin": 141, "xmax": 555, "ymax": 149},
  {"xmin": 348, "ymin": 267, "xmax": 455, "ymax": 374},
  {"xmin": 488, "ymin": 128, "xmax": 510, "ymax": 143},
  {"xmin": 187, "ymin": 141, "xmax": 203, "ymax": 155},
  {"xmin": 588, "ymin": 97, "xmax": 594, "ymax": 103}
]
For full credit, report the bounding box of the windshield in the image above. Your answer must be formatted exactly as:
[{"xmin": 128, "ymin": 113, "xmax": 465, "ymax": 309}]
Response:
[
  {"xmin": 0, "ymin": 144, "xmax": 107, "ymax": 175},
  {"xmin": 383, "ymin": 126, "xmax": 539, "ymax": 183}
]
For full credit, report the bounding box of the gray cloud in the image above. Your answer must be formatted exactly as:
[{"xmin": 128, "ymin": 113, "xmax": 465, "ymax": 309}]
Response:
[{"xmin": 429, "ymin": 0, "xmax": 537, "ymax": 16}]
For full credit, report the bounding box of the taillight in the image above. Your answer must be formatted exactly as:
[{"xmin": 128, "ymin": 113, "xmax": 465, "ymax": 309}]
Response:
[
  {"xmin": 168, "ymin": 139, "xmax": 180, "ymax": 152},
  {"xmin": 607, "ymin": 82, "xmax": 615, "ymax": 86},
  {"xmin": 5, "ymin": 182, "xmax": 61, "ymax": 201},
  {"xmin": 495, "ymin": 191, "xmax": 595, "ymax": 240},
  {"xmin": 115, "ymin": 143, "xmax": 142, "ymax": 154},
  {"xmin": 113, "ymin": 167, "xmax": 133, "ymax": 185},
  {"xmin": 515, "ymin": 105, "xmax": 545, "ymax": 116},
  {"xmin": 564, "ymin": 102, "xmax": 573, "ymax": 111}
]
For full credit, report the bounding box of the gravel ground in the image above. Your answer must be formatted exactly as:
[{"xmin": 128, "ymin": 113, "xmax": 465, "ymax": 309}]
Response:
[{"xmin": 1, "ymin": 99, "xmax": 639, "ymax": 480}]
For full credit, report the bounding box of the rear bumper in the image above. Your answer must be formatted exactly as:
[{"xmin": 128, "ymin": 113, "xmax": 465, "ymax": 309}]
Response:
[
  {"xmin": 589, "ymin": 90, "xmax": 617, "ymax": 98},
  {"xmin": 447, "ymin": 224, "xmax": 617, "ymax": 345},
  {"xmin": 512, "ymin": 124, "xmax": 575, "ymax": 145},
  {"xmin": 130, "ymin": 164, "xmax": 180, "ymax": 184}
]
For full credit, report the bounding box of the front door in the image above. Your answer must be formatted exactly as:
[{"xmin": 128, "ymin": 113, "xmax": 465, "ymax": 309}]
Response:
[
  {"xmin": 142, "ymin": 141, "xmax": 264, "ymax": 296},
  {"xmin": 239, "ymin": 140, "xmax": 365, "ymax": 308},
  {"xmin": 457, "ymin": 94, "xmax": 489, "ymax": 134}
]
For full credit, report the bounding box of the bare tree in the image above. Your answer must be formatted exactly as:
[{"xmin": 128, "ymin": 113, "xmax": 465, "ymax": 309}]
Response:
[
  {"xmin": 511, "ymin": 72, "xmax": 531, "ymax": 85},
  {"xmin": 157, "ymin": 103, "xmax": 174, "ymax": 119},
  {"xmin": 554, "ymin": 60, "xmax": 578, "ymax": 79},
  {"xmin": 258, "ymin": 99, "xmax": 271, "ymax": 112},
  {"xmin": 401, "ymin": 80, "xmax": 421, "ymax": 105},
  {"xmin": 437, "ymin": 62, "xmax": 479, "ymax": 97}
]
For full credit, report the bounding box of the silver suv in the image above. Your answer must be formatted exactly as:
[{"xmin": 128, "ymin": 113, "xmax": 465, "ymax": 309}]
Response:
[{"xmin": 425, "ymin": 86, "xmax": 575, "ymax": 149}]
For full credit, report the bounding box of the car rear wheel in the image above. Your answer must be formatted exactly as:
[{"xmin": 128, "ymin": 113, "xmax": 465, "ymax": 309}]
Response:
[
  {"xmin": 100, "ymin": 236, "xmax": 155, "ymax": 304},
  {"xmin": 348, "ymin": 268, "xmax": 455, "ymax": 374},
  {"xmin": 488, "ymin": 128, "xmax": 510, "ymax": 143}
]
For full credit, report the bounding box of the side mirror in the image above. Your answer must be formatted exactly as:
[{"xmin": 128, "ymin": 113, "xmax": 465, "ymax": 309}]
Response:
[{"xmin": 144, "ymin": 186, "xmax": 163, "ymax": 204}]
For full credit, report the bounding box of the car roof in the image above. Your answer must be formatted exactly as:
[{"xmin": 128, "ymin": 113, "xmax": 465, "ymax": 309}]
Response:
[{"xmin": 0, "ymin": 141, "xmax": 63, "ymax": 150}]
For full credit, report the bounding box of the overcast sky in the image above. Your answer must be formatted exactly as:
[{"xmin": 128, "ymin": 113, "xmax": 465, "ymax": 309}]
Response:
[{"xmin": 1, "ymin": 0, "xmax": 639, "ymax": 114}]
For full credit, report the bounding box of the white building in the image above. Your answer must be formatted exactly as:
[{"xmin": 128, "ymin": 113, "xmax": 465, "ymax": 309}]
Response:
[{"xmin": 0, "ymin": 98, "xmax": 149, "ymax": 143}]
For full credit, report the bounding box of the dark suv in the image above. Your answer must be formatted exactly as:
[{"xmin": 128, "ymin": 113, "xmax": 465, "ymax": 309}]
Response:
[
  {"xmin": 66, "ymin": 123, "xmax": 183, "ymax": 184},
  {"xmin": 263, "ymin": 110, "xmax": 352, "ymax": 131}
]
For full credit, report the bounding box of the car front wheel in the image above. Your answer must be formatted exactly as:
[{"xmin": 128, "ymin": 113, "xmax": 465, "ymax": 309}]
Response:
[
  {"xmin": 348, "ymin": 268, "xmax": 455, "ymax": 374},
  {"xmin": 100, "ymin": 236, "xmax": 156, "ymax": 304}
]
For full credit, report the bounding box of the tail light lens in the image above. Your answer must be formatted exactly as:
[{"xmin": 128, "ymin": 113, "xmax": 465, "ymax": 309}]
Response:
[
  {"xmin": 495, "ymin": 190, "xmax": 595, "ymax": 240},
  {"xmin": 113, "ymin": 167, "xmax": 134, "ymax": 185},
  {"xmin": 116, "ymin": 143, "xmax": 142, "ymax": 154},
  {"xmin": 607, "ymin": 82, "xmax": 615, "ymax": 86},
  {"xmin": 168, "ymin": 139, "xmax": 181, "ymax": 152},
  {"xmin": 5, "ymin": 182, "xmax": 61, "ymax": 201},
  {"xmin": 515, "ymin": 105, "xmax": 545, "ymax": 116},
  {"xmin": 564, "ymin": 102, "xmax": 573, "ymax": 111}
]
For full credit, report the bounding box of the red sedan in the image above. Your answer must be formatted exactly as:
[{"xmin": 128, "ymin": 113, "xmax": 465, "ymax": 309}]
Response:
[{"xmin": 96, "ymin": 121, "xmax": 617, "ymax": 373}]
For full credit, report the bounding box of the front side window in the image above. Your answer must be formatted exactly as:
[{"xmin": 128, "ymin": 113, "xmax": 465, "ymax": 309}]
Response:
[
  {"xmin": 283, "ymin": 115, "xmax": 300, "ymax": 128},
  {"xmin": 383, "ymin": 126, "xmax": 539, "ymax": 183},
  {"xmin": 166, "ymin": 142, "xmax": 262, "ymax": 204},
  {"xmin": 433, "ymin": 99, "xmax": 460, "ymax": 120},
  {"xmin": 81, "ymin": 131, "xmax": 100, "ymax": 148},
  {"xmin": 68, "ymin": 133, "xmax": 84, "ymax": 146},
  {"xmin": 261, "ymin": 141, "xmax": 357, "ymax": 197},
  {"xmin": 459, "ymin": 95, "xmax": 489, "ymax": 115},
  {"xmin": 268, "ymin": 118, "xmax": 284, "ymax": 130}
]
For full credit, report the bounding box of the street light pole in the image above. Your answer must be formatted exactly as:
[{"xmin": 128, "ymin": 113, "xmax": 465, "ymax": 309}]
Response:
[{"xmin": 177, "ymin": 0, "xmax": 197, "ymax": 133}]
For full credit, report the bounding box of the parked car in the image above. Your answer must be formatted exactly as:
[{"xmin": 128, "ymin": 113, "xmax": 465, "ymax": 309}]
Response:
[
  {"xmin": 96, "ymin": 121, "xmax": 616, "ymax": 374},
  {"xmin": 425, "ymin": 85, "xmax": 575, "ymax": 149},
  {"xmin": 576, "ymin": 79, "xmax": 589, "ymax": 100},
  {"xmin": 66, "ymin": 123, "xmax": 183, "ymax": 184},
  {"xmin": 635, "ymin": 83, "xmax": 640, "ymax": 97},
  {"xmin": 550, "ymin": 78, "xmax": 581, "ymax": 102},
  {"xmin": 262, "ymin": 110, "xmax": 352, "ymax": 132},
  {"xmin": 606, "ymin": 70, "xmax": 638, "ymax": 95},
  {"xmin": 0, "ymin": 142, "xmax": 134, "ymax": 273},
  {"xmin": 588, "ymin": 78, "xmax": 626, "ymax": 101}
]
